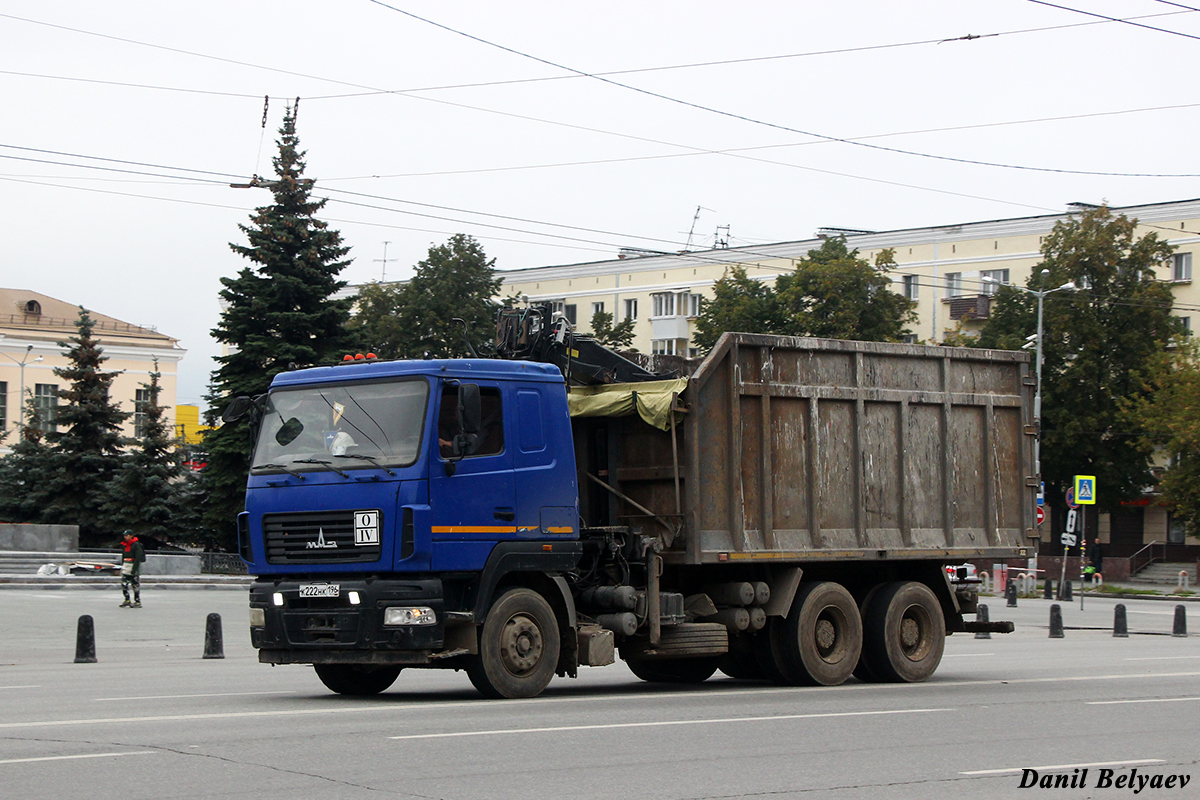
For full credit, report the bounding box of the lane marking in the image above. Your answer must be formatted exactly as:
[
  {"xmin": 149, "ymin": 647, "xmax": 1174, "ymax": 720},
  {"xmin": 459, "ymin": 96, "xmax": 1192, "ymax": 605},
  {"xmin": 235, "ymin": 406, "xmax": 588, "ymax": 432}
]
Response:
[
  {"xmin": 942, "ymin": 653, "xmax": 993, "ymax": 658},
  {"xmin": 92, "ymin": 691, "xmax": 295, "ymax": 702},
  {"xmin": 3, "ymin": 670, "xmax": 1199, "ymax": 730},
  {"xmin": 389, "ymin": 708, "xmax": 950, "ymax": 740},
  {"xmin": 0, "ymin": 685, "xmax": 40, "ymax": 690},
  {"xmin": 1088, "ymin": 697, "xmax": 1200, "ymax": 706},
  {"xmin": 1125, "ymin": 656, "xmax": 1200, "ymax": 661},
  {"xmin": 962, "ymin": 759, "xmax": 1165, "ymax": 776},
  {"xmin": 0, "ymin": 751, "xmax": 157, "ymax": 766}
]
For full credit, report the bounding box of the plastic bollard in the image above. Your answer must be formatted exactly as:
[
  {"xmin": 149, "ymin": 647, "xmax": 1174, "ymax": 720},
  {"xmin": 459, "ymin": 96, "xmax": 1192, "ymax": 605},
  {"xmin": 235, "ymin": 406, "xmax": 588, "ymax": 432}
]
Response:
[
  {"xmin": 975, "ymin": 604, "xmax": 992, "ymax": 639},
  {"xmin": 1006, "ymin": 581, "xmax": 1018, "ymax": 608},
  {"xmin": 1063, "ymin": 580, "xmax": 1073, "ymax": 601},
  {"xmin": 1173, "ymin": 605, "xmax": 1187, "ymax": 638},
  {"xmin": 1113, "ymin": 604, "xmax": 1129, "ymax": 638},
  {"xmin": 1049, "ymin": 604, "xmax": 1065, "ymax": 638},
  {"xmin": 1043, "ymin": 579, "xmax": 1054, "ymax": 600},
  {"xmin": 74, "ymin": 615, "xmax": 97, "ymax": 663},
  {"xmin": 203, "ymin": 613, "xmax": 225, "ymax": 659}
]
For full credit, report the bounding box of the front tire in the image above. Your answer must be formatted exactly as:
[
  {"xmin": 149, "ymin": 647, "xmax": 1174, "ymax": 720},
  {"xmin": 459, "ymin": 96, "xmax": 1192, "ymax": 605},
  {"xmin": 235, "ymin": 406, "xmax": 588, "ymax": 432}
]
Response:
[
  {"xmin": 313, "ymin": 664, "xmax": 402, "ymax": 695},
  {"xmin": 860, "ymin": 581, "xmax": 945, "ymax": 683},
  {"xmin": 467, "ymin": 588, "xmax": 561, "ymax": 699}
]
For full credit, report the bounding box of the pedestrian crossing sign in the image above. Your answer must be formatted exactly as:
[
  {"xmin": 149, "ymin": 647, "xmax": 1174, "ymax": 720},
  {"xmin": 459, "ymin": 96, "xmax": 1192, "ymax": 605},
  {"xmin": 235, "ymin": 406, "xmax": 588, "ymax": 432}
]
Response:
[{"xmin": 1073, "ymin": 475, "xmax": 1096, "ymax": 505}]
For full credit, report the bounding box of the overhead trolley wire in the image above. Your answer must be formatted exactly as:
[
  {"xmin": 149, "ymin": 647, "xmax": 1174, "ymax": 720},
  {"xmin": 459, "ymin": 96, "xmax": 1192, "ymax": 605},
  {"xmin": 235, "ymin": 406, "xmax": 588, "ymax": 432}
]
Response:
[{"xmin": 368, "ymin": 1, "xmax": 1200, "ymax": 179}]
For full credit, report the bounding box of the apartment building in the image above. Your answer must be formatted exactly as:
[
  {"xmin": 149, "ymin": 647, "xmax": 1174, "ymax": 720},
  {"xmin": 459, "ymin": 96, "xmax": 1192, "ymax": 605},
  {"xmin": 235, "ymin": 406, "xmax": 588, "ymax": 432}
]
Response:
[
  {"xmin": 0, "ymin": 289, "xmax": 185, "ymax": 450},
  {"xmin": 497, "ymin": 197, "xmax": 1200, "ymax": 353}
]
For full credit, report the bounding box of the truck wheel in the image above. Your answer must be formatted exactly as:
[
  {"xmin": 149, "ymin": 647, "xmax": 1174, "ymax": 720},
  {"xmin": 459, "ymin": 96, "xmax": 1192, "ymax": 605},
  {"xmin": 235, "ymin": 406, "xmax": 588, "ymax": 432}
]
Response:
[
  {"xmin": 719, "ymin": 636, "xmax": 764, "ymax": 680},
  {"xmin": 752, "ymin": 618, "xmax": 792, "ymax": 684},
  {"xmin": 852, "ymin": 585, "xmax": 883, "ymax": 683},
  {"xmin": 779, "ymin": 582, "xmax": 862, "ymax": 686},
  {"xmin": 861, "ymin": 581, "xmax": 945, "ymax": 683},
  {"xmin": 313, "ymin": 664, "xmax": 402, "ymax": 696},
  {"xmin": 626, "ymin": 656, "xmax": 720, "ymax": 683},
  {"xmin": 467, "ymin": 588, "xmax": 560, "ymax": 699}
]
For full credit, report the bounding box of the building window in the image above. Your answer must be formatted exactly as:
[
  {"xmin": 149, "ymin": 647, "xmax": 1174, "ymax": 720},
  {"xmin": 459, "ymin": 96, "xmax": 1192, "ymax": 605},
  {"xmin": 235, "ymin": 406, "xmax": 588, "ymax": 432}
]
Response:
[
  {"xmin": 902, "ymin": 334, "xmax": 918, "ymax": 344},
  {"xmin": 1173, "ymin": 252, "xmax": 1192, "ymax": 282},
  {"xmin": 651, "ymin": 339, "xmax": 687, "ymax": 356},
  {"xmin": 552, "ymin": 301, "xmax": 577, "ymax": 326},
  {"xmin": 591, "ymin": 301, "xmax": 605, "ymax": 317},
  {"xmin": 24, "ymin": 300, "xmax": 41, "ymax": 315},
  {"xmin": 34, "ymin": 383, "xmax": 58, "ymax": 432},
  {"xmin": 651, "ymin": 292, "xmax": 676, "ymax": 318},
  {"xmin": 134, "ymin": 388, "xmax": 151, "ymax": 439},
  {"xmin": 945, "ymin": 273, "xmax": 963, "ymax": 298},
  {"xmin": 902, "ymin": 275, "xmax": 918, "ymax": 301},
  {"xmin": 685, "ymin": 293, "xmax": 702, "ymax": 318},
  {"xmin": 624, "ymin": 298, "xmax": 638, "ymax": 321},
  {"xmin": 981, "ymin": 269, "xmax": 1009, "ymax": 294}
]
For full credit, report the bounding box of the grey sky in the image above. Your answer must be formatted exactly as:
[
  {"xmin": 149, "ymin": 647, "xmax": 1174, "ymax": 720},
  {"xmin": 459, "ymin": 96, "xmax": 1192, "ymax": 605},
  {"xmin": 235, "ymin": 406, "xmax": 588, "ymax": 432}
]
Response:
[{"xmin": 4, "ymin": 1, "xmax": 1197, "ymax": 407}]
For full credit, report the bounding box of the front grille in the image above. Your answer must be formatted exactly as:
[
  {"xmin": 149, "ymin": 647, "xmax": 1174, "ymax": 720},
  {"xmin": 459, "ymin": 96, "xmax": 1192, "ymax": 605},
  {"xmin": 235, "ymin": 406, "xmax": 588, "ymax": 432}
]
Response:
[{"xmin": 263, "ymin": 510, "xmax": 383, "ymax": 564}]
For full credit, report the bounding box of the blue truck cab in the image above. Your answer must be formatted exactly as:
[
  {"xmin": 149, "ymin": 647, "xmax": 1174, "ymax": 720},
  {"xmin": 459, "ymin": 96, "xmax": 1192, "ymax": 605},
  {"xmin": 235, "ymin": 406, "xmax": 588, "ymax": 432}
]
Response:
[{"xmin": 241, "ymin": 357, "xmax": 584, "ymax": 697}]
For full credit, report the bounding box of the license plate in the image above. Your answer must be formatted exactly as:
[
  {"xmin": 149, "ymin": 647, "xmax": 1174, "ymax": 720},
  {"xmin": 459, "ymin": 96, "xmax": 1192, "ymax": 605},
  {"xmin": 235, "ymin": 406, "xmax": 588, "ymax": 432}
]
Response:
[{"xmin": 299, "ymin": 583, "xmax": 340, "ymax": 598}]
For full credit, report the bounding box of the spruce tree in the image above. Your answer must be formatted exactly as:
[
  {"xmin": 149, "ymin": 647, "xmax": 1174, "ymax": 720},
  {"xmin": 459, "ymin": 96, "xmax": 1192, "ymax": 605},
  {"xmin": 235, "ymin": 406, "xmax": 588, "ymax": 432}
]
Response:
[
  {"xmin": 0, "ymin": 394, "xmax": 54, "ymax": 524},
  {"xmin": 42, "ymin": 308, "xmax": 131, "ymax": 544},
  {"xmin": 101, "ymin": 365, "xmax": 181, "ymax": 543},
  {"xmin": 203, "ymin": 104, "xmax": 356, "ymax": 547}
]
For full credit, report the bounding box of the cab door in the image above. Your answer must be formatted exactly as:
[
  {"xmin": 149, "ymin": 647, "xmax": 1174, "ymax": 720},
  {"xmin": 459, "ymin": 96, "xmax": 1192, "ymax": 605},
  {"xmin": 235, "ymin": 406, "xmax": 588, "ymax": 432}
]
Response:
[{"xmin": 428, "ymin": 381, "xmax": 515, "ymax": 571}]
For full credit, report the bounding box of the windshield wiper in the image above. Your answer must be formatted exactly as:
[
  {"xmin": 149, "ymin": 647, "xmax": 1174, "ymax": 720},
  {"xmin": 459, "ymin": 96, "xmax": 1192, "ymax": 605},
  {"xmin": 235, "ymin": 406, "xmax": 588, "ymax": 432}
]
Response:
[
  {"xmin": 292, "ymin": 458, "xmax": 351, "ymax": 478},
  {"xmin": 253, "ymin": 463, "xmax": 307, "ymax": 480},
  {"xmin": 334, "ymin": 454, "xmax": 396, "ymax": 476}
]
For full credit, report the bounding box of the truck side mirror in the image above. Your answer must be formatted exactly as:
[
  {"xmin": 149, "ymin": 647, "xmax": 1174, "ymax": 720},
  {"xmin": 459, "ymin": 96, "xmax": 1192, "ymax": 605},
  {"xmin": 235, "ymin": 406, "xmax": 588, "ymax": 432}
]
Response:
[
  {"xmin": 222, "ymin": 396, "xmax": 253, "ymax": 422},
  {"xmin": 458, "ymin": 384, "xmax": 481, "ymax": 433}
]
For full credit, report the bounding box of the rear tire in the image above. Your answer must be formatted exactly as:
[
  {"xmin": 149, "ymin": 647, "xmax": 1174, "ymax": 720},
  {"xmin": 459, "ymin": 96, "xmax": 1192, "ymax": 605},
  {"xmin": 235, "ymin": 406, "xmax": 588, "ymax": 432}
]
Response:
[
  {"xmin": 779, "ymin": 582, "xmax": 862, "ymax": 686},
  {"xmin": 860, "ymin": 581, "xmax": 945, "ymax": 683},
  {"xmin": 626, "ymin": 656, "xmax": 720, "ymax": 683},
  {"xmin": 719, "ymin": 636, "xmax": 765, "ymax": 680},
  {"xmin": 313, "ymin": 664, "xmax": 402, "ymax": 696},
  {"xmin": 467, "ymin": 588, "xmax": 560, "ymax": 699}
]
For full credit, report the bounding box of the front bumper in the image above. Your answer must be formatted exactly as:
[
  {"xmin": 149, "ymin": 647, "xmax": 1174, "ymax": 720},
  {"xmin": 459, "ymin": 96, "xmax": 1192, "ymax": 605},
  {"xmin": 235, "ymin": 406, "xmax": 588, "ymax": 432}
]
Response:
[{"xmin": 250, "ymin": 577, "xmax": 446, "ymax": 663}]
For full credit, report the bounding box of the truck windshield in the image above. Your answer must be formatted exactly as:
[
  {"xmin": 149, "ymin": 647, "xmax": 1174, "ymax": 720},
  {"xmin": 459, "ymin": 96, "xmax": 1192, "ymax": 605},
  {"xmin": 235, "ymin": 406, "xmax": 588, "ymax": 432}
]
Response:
[{"xmin": 252, "ymin": 379, "xmax": 429, "ymax": 471}]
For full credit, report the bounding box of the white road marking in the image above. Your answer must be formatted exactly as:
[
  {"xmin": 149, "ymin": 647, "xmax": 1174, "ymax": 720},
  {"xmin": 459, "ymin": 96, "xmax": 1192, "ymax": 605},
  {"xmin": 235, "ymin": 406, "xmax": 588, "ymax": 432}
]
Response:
[
  {"xmin": 92, "ymin": 691, "xmax": 295, "ymax": 702},
  {"xmin": 0, "ymin": 685, "xmax": 40, "ymax": 690},
  {"xmin": 3, "ymin": 670, "xmax": 1199, "ymax": 730},
  {"xmin": 941, "ymin": 653, "xmax": 993, "ymax": 658},
  {"xmin": 0, "ymin": 751, "xmax": 157, "ymax": 766},
  {"xmin": 1088, "ymin": 696, "xmax": 1200, "ymax": 706},
  {"xmin": 961, "ymin": 759, "xmax": 1165, "ymax": 776},
  {"xmin": 389, "ymin": 708, "xmax": 950, "ymax": 740},
  {"xmin": 1125, "ymin": 655, "xmax": 1200, "ymax": 661}
]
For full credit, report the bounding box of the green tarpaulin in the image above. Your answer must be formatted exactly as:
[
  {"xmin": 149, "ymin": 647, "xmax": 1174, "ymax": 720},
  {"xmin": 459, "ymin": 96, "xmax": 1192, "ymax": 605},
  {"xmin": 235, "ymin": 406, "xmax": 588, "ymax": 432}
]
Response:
[{"xmin": 567, "ymin": 377, "xmax": 688, "ymax": 431}]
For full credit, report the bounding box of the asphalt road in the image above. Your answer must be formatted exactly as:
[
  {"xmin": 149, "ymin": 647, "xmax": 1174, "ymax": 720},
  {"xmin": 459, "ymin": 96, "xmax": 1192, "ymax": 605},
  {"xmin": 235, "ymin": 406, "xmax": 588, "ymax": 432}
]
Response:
[{"xmin": 0, "ymin": 587, "xmax": 1196, "ymax": 800}]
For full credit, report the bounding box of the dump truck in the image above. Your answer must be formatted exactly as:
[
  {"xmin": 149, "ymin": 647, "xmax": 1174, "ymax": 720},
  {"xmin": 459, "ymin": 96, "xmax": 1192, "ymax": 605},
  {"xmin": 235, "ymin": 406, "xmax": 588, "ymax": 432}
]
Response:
[{"xmin": 226, "ymin": 309, "xmax": 1031, "ymax": 698}]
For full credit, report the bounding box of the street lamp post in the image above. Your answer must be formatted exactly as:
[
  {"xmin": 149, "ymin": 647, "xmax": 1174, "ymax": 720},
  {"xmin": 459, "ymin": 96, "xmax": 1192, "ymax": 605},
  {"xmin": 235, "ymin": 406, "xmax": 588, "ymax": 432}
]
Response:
[
  {"xmin": 983, "ymin": 269, "xmax": 1076, "ymax": 481},
  {"xmin": 0, "ymin": 344, "xmax": 45, "ymax": 444}
]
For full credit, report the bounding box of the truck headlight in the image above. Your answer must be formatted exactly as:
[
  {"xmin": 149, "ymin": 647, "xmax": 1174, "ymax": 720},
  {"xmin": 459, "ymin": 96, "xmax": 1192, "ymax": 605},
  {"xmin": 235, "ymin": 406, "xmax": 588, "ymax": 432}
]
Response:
[
  {"xmin": 383, "ymin": 606, "xmax": 436, "ymax": 626},
  {"xmin": 249, "ymin": 608, "xmax": 266, "ymax": 627}
]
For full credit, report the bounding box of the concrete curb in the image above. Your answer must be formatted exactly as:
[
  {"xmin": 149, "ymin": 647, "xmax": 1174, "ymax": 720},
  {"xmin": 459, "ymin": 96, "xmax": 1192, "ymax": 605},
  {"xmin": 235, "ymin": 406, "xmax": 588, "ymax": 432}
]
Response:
[{"xmin": 0, "ymin": 574, "xmax": 252, "ymax": 590}]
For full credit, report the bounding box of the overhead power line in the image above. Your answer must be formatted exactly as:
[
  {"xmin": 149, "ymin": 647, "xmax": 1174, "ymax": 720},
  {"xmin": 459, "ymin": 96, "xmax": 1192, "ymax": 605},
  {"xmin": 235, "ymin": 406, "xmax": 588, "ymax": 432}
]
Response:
[{"xmin": 368, "ymin": 1, "xmax": 1200, "ymax": 178}]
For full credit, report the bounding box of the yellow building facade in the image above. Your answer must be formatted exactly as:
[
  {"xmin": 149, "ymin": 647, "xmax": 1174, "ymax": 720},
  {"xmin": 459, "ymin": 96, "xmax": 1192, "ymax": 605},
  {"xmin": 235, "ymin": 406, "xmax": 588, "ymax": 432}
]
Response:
[
  {"xmin": 0, "ymin": 289, "xmax": 185, "ymax": 451},
  {"xmin": 497, "ymin": 198, "xmax": 1200, "ymax": 352}
]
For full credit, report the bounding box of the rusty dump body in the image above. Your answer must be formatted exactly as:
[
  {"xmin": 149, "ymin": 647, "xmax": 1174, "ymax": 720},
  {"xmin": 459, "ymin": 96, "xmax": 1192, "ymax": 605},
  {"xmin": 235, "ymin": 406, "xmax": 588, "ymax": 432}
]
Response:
[{"xmin": 575, "ymin": 332, "xmax": 1036, "ymax": 569}]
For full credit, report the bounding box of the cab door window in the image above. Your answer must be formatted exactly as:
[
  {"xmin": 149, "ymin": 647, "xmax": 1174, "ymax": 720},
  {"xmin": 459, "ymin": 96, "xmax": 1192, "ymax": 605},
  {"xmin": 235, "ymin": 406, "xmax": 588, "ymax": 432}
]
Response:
[{"xmin": 437, "ymin": 385, "xmax": 504, "ymax": 458}]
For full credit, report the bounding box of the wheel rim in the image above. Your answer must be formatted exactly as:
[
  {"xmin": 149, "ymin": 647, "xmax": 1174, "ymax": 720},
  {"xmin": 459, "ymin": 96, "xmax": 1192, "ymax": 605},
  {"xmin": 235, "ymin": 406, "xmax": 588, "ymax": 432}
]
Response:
[
  {"xmin": 814, "ymin": 606, "xmax": 849, "ymax": 663},
  {"xmin": 499, "ymin": 613, "xmax": 544, "ymax": 676},
  {"xmin": 899, "ymin": 603, "xmax": 934, "ymax": 661}
]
